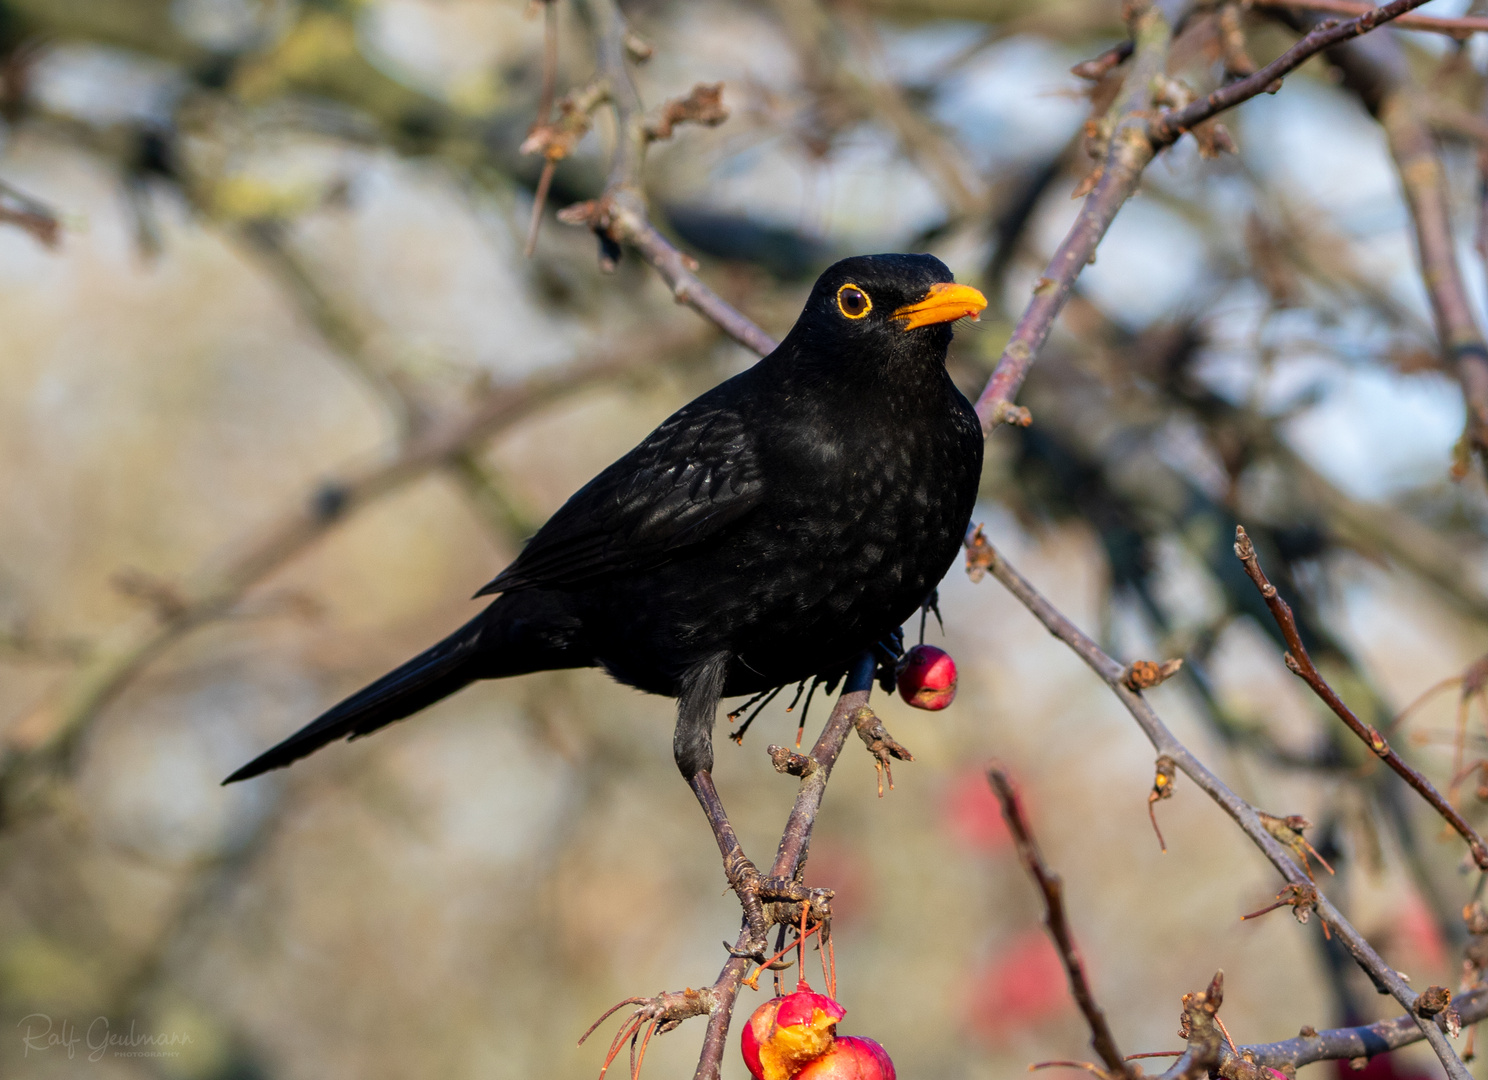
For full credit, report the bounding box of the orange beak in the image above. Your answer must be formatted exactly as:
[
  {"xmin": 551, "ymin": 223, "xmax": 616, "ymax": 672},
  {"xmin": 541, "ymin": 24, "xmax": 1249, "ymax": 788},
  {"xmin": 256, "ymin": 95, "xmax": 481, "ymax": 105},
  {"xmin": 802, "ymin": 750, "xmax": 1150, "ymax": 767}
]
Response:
[{"xmin": 892, "ymin": 282, "xmax": 988, "ymax": 330}]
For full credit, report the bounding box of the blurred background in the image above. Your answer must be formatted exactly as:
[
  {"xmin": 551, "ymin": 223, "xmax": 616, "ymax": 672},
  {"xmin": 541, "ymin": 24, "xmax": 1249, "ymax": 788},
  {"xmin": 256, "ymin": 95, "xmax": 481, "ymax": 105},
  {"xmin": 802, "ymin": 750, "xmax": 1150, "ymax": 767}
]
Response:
[{"xmin": 3, "ymin": 0, "xmax": 1488, "ymax": 1078}]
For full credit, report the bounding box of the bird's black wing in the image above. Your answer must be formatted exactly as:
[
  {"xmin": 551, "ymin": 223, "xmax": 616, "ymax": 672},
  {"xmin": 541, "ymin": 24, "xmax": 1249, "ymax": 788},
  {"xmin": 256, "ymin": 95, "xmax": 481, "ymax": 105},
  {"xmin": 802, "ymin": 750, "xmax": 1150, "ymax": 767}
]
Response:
[{"xmin": 477, "ymin": 394, "xmax": 764, "ymax": 595}]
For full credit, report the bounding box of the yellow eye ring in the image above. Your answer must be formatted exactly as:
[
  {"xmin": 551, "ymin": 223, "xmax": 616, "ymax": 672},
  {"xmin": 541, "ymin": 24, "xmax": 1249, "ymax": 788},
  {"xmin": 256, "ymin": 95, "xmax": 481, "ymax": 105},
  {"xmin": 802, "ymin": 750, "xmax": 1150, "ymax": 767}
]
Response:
[{"xmin": 836, "ymin": 283, "xmax": 872, "ymax": 320}]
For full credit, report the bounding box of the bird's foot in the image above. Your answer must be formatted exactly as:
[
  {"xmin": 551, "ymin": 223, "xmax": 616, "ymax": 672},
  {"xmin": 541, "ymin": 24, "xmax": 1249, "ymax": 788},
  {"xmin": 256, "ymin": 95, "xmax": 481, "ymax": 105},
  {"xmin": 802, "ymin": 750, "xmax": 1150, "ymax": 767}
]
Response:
[
  {"xmin": 850, "ymin": 706, "xmax": 914, "ymax": 797},
  {"xmin": 579, "ymin": 986, "xmax": 717, "ymax": 1078},
  {"xmin": 724, "ymin": 849, "xmax": 834, "ymax": 958}
]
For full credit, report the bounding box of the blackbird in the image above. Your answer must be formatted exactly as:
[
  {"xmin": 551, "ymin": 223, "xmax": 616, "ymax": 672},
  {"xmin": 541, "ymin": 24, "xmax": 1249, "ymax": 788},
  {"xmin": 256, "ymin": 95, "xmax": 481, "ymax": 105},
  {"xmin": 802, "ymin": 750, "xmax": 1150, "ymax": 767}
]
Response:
[{"xmin": 226, "ymin": 253, "xmax": 986, "ymax": 934}]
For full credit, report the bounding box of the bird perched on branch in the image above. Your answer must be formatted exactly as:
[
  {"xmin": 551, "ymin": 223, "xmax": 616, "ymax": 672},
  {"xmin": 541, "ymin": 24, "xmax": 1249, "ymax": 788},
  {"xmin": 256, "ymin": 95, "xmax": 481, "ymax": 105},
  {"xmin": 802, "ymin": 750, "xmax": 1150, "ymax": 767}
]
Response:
[{"xmin": 226, "ymin": 253, "xmax": 986, "ymax": 937}]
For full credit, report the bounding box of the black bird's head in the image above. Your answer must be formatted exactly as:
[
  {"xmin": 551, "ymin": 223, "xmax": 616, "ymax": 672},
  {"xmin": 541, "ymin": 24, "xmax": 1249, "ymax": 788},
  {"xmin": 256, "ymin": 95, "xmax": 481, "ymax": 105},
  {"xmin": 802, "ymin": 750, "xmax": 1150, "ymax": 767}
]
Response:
[{"xmin": 779, "ymin": 253, "xmax": 987, "ymax": 373}]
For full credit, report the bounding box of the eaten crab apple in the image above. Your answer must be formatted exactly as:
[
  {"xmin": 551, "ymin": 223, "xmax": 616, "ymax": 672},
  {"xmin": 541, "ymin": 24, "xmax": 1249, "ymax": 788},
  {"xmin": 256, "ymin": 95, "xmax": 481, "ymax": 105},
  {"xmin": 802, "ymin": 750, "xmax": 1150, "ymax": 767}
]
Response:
[
  {"xmin": 897, "ymin": 644, "xmax": 957, "ymax": 710},
  {"xmin": 742, "ymin": 984, "xmax": 846, "ymax": 1080},
  {"xmin": 794, "ymin": 1036, "xmax": 896, "ymax": 1080}
]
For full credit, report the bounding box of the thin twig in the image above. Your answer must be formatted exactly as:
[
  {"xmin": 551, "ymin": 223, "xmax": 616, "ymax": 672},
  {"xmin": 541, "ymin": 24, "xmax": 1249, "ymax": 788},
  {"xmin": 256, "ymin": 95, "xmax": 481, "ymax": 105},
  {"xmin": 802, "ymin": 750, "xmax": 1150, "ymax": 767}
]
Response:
[
  {"xmin": 989, "ymin": 767, "xmax": 1133, "ymax": 1080},
  {"xmin": 561, "ymin": 0, "xmax": 779, "ymax": 358},
  {"xmin": 1150, "ymin": 0, "xmax": 1436, "ymax": 142},
  {"xmin": 1250, "ymin": 0, "xmax": 1488, "ymax": 37},
  {"xmin": 1233, "ymin": 525, "xmax": 1488, "ymax": 870},
  {"xmin": 964, "ymin": 527, "xmax": 1473, "ymax": 1080}
]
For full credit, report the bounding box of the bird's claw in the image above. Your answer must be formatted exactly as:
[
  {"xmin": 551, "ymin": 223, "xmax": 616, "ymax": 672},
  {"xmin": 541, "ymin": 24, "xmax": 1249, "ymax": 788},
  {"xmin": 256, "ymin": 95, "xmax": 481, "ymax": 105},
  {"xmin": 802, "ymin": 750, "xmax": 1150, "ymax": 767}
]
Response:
[
  {"xmin": 724, "ymin": 853, "xmax": 834, "ymax": 952},
  {"xmin": 850, "ymin": 706, "xmax": 914, "ymax": 797},
  {"xmin": 578, "ymin": 986, "xmax": 718, "ymax": 1078}
]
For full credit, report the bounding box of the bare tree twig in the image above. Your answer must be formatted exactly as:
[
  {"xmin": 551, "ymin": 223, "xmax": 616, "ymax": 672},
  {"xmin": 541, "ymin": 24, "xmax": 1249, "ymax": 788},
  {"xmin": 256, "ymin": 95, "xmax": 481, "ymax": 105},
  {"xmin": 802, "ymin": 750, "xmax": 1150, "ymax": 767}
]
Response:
[
  {"xmin": 1150, "ymin": 0, "xmax": 1435, "ymax": 142},
  {"xmin": 1250, "ymin": 0, "xmax": 1488, "ymax": 37},
  {"xmin": 963, "ymin": 526, "xmax": 1473, "ymax": 1080},
  {"xmin": 988, "ymin": 766, "xmax": 1133, "ymax": 1080},
  {"xmin": 1233, "ymin": 525, "xmax": 1488, "ymax": 869}
]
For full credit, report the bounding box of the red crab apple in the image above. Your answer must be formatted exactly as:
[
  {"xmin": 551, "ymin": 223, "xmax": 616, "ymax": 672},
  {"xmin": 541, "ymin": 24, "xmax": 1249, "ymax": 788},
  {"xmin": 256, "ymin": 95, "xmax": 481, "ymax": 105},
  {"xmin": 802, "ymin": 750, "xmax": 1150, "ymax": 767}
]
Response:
[
  {"xmin": 742, "ymin": 984, "xmax": 846, "ymax": 1080},
  {"xmin": 794, "ymin": 1036, "xmax": 896, "ymax": 1080},
  {"xmin": 897, "ymin": 644, "xmax": 957, "ymax": 710}
]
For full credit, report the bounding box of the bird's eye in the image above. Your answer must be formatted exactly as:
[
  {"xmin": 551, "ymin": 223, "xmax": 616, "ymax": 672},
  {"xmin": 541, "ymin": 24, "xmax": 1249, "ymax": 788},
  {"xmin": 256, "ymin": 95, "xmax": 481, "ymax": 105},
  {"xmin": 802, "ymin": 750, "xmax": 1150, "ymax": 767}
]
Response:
[{"xmin": 836, "ymin": 284, "xmax": 872, "ymax": 320}]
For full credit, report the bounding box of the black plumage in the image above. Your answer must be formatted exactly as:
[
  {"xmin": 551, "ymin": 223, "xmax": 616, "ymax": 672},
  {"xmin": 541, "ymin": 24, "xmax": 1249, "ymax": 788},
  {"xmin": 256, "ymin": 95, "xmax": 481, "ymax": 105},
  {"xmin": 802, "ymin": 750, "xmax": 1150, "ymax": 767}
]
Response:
[{"xmin": 225, "ymin": 253, "xmax": 985, "ymax": 919}]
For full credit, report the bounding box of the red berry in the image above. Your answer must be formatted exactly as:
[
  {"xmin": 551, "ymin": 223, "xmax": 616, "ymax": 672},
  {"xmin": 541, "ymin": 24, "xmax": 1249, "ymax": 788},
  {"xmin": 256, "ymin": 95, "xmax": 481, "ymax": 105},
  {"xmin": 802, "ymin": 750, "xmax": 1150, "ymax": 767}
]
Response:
[
  {"xmin": 741, "ymin": 985, "xmax": 846, "ymax": 1080},
  {"xmin": 897, "ymin": 645, "xmax": 957, "ymax": 710},
  {"xmin": 793, "ymin": 1036, "xmax": 896, "ymax": 1080}
]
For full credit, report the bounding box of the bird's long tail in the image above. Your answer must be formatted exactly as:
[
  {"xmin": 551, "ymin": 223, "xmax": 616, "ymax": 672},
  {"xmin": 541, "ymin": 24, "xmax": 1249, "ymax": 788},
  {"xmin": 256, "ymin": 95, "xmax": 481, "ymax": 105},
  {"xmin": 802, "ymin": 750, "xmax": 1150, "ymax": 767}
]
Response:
[{"xmin": 223, "ymin": 590, "xmax": 587, "ymax": 783}]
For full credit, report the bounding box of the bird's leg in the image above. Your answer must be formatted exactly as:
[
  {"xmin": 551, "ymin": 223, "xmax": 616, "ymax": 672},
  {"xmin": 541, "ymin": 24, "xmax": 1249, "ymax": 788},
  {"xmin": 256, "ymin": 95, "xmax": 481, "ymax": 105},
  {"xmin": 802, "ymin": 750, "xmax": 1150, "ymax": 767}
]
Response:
[
  {"xmin": 675, "ymin": 656, "xmax": 816, "ymax": 954},
  {"xmin": 686, "ymin": 768, "xmax": 768, "ymax": 941},
  {"xmin": 850, "ymin": 705, "xmax": 914, "ymax": 798}
]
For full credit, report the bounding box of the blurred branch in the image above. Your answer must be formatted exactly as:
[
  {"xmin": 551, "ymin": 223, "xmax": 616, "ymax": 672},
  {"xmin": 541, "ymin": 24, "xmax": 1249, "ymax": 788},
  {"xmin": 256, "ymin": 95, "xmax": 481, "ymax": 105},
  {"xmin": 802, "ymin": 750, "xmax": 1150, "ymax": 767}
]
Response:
[
  {"xmin": 236, "ymin": 220, "xmax": 418, "ymax": 435},
  {"xmin": 1305, "ymin": 24, "xmax": 1488, "ymax": 470},
  {"xmin": 976, "ymin": 0, "xmax": 1435, "ymax": 434},
  {"xmin": 767, "ymin": 0, "xmax": 984, "ymax": 222},
  {"xmin": 1380, "ymin": 98, "xmax": 1488, "ymax": 473},
  {"xmin": 1233, "ymin": 525, "xmax": 1488, "ymax": 869},
  {"xmin": 963, "ymin": 526, "xmax": 1473, "ymax": 1080},
  {"xmin": 989, "ymin": 766, "xmax": 1134, "ymax": 1080},
  {"xmin": 0, "ymin": 178, "xmax": 61, "ymax": 247},
  {"xmin": 0, "ymin": 325, "xmax": 713, "ymax": 800}
]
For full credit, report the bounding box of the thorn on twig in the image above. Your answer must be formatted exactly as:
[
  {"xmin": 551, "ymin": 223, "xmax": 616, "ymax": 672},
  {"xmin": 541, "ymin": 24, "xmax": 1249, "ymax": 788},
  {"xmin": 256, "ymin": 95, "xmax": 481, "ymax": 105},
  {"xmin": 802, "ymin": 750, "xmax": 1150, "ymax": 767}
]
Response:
[
  {"xmin": 1258, "ymin": 812, "xmax": 1335, "ymax": 880},
  {"xmin": 1417, "ymin": 984, "xmax": 1452, "ymax": 1016},
  {"xmin": 1071, "ymin": 40, "xmax": 1133, "ymax": 81},
  {"xmin": 850, "ymin": 706, "xmax": 912, "ymax": 797},
  {"xmin": 964, "ymin": 523, "xmax": 997, "ymax": 582},
  {"xmin": 623, "ymin": 29, "xmax": 654, "ymax": 62},
  {"xmin": 1240, "ymin": 883, "xmax": 1325, "ymax": 937},
  {"xmin": 768, "ymin": 744, "xmax": 816, "ymax": 777},
  {"xmin": 987, "ymin": 399, "xmax": 1033, "ymax": 427},
  {"xmin": 1148, "ymin": 754, "xmax": 1176, "ymax": 853},
  {"xmin": 1071, "ymin": 165, "xmax": 1104, "ymax": 199},
  {"xmin": 644, "ymin": 83, "xmax": 728, "ymax": 142},
  {"xmin": 1175, "ymin": 972, "xmax": 1227, "ymax": 1075},
  {"xmin": 1029, "ymin": 1061, "xmax": 1111, "ymax": 1079},
  {"xmin": 1123, "ymin": 658, "xmax": 1184, "ymax": 692}
]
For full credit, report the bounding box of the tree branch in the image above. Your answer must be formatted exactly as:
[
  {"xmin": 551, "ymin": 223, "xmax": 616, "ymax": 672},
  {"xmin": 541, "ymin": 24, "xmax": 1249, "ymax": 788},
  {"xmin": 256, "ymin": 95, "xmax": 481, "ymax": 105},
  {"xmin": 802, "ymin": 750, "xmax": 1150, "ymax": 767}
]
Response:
[
  {"xmin": 975, "ymin": 0, "xmax": 1436, "ymax": 434},
  {"xmin": 1226, "ymin": 987, "xmax": 1486, "ymax": 1073},
  {"xmin": 963, "ymin": 526, "xmax": 1473, "ymax": 1080}
]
